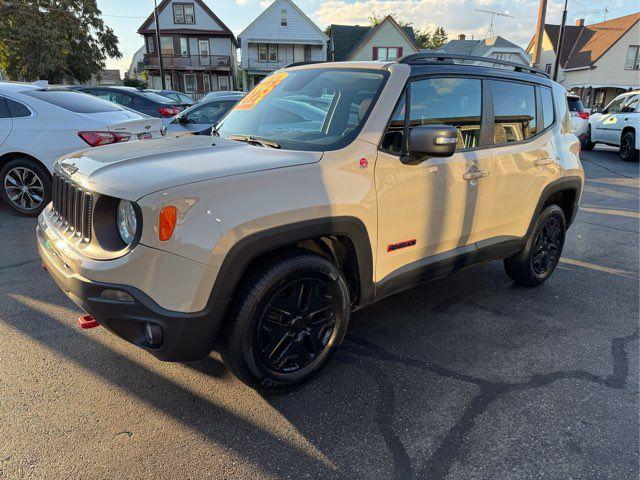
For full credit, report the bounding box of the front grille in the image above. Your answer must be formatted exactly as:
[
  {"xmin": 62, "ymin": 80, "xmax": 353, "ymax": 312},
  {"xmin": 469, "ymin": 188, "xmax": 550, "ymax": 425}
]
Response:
[{"xmin": 51, "ymin": 173, "xmax": 93, "ymax": 242}]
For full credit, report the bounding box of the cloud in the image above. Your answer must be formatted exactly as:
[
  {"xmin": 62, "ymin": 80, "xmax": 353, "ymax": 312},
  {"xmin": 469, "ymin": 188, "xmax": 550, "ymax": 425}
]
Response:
[
  {"xmin": 236, "ymin": 0, "xmax": 249, "ymax": 4},
  {"xmin": 260, "ymin": 0, "xmax": 272, "ymax": 7}
]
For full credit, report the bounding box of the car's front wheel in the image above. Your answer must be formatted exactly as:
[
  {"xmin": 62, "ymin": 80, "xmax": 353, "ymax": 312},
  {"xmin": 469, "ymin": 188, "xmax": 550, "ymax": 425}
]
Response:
[
  {"xmin": 0, "ymin": 158, "xmax": 51, "ymax": 216},
  {"xmin": 220, "ymin": 251, "xmax": 351, "ymax": 390},
  {"xmin": 504, "ymin": 205, "xmax": 566, "ymax": 286},
  {"xmin": 620, "ymin": 130, "xmax": 639, "ymax": 162}
]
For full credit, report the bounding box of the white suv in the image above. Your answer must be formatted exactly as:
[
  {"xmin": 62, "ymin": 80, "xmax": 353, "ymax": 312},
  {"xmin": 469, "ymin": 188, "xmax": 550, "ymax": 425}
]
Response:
[
  {"xmin": 585, "ymin": 90, "xmax": 639, "ymax": 161},
  {"xmin": 0, "ymin": 82, "xmax": 163, "ymax": 215},
  {"xmin": 37, "ymin": 56, "xmax": 584, "ymax": 389}
]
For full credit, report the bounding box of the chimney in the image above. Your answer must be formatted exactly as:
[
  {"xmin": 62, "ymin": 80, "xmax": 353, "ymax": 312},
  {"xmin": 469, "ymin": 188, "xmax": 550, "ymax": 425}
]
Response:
[
  {"xmin": 575, "ymin": 18, "xmax": 584, "ymax": 26},
  {"xmin": 458, "ymin": 34, "xmax": 466, "ymax": 40}
]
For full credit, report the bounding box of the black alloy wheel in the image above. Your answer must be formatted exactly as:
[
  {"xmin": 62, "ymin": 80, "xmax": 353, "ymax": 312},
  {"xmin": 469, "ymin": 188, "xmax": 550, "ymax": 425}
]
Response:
[
  {"xmin": 0, "ymin": 158, "xmax": 51, "ymax": 216},
  {"xmin": 620, "ymin": 131, "xmax": 639, "ymax": 162},
  {"xmin": 256, "ymin": 277, "xmax": 337, "ymax": 374},
  {"xmin": 531, "ymin": 217, "xmax": 562, "ymax": 275}
]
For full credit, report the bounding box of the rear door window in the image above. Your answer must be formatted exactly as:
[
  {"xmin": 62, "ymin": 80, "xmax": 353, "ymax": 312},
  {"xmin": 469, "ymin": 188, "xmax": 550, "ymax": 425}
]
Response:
[
  {"xmin": 0, "ymin": 97, "xmax": 10, "ymax": 118},
  {"xmin": 21, "ymin": 90, "xmax": 122, "ymax": 113},
  {"xmin": 621, "ymin": 95, "xmax": 639, "ymax": 113},
  {"xmin": 492, "ymin": 81, "xmax": 537, "ymax": 144}
]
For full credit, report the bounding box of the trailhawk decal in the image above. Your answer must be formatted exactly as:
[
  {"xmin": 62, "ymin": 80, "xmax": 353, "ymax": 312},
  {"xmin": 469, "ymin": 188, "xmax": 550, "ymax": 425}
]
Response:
[
  {"xmin": 233, "ymin": 72, "xmax": 289, "ymax": 111},
  {"xmin": 387, "ymin": 239, "xmax": 417, "ymax": 252}
]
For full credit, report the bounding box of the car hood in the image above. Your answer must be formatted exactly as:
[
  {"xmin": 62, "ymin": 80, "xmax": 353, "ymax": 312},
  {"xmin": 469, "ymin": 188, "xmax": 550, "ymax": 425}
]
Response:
[{"xmin": 56, "ymin": 135, "xmax": 322, "ymax": 200}]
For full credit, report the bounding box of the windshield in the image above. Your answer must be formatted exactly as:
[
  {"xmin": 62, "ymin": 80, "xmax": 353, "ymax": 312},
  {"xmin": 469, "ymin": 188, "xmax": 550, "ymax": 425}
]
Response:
[
  {"xmin": 567, "ymin": 97, "xmax": 584, "ymax": 112},
  {"xmin": 216, "ymin": 68, "xmax": 387, "ymax": 151}
]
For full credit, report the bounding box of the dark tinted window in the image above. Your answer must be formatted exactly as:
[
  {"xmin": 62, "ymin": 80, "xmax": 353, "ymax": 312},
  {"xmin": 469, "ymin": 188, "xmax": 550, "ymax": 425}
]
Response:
[
  {"xmin": 95, "ymin": 90, "xmax": 134, "ymax": 107},
  {"xmin": 492, "ymin": 81, "xmax": 536, "ymax": 144},
  {"xmin": 138, "ymin": 91, "xmax": 177, "ymax": 104},
  {"xmin": 621, "ymin": 95, "xmax": 639, "ymax": 113},
  {"xmin": 541, "ymin": 88, "xmax": 555, "ymax": 130},
  {"xmin": 0, "ymin": 97, "xmax": 9, "ymax": 119},
  {"xmin": 21, "ymin": 90, "xmax": 122, "ymax": 113},
  {"xmin": 7, "ymin": 98, "xmax": 32, "ymax": 117},
  {"xmin": 410, "ymin": 78, "xmax": 482, "ymax": 149},
  {"xmin": 380, "ymin": 92, "xmax": 405, "ymax": 153},
  {"xmin": 567, "ymin": 97, "xmax": 584, "ymax": 112},
  {"xmin": 182, "ymin": 100, "xmax": 235, "ymax": 124}
]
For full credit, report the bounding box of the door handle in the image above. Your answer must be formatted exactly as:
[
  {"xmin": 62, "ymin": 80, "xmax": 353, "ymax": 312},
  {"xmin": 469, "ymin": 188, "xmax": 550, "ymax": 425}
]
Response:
[
  {"xmin": 534, "ymin": 157, "xmax": 554, "ymax": 166},
  {"xmin": 463, "ymin": 169, "xmax": 489, "ymax": 181}
]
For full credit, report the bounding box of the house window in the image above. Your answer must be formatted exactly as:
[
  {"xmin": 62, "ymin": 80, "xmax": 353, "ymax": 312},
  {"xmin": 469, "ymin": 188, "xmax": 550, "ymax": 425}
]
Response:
[
  {"xmin": 625, "ymin": 45, "xmax": 640, "ymax": 70},
  {"xmin": 146, "ymin": 36, "xmax": 156, "ymax": 53},
  {"xmin": 269, "ymin": 44, "xmax": 278, "ymax": 62},
  {"xmin": 203, "ymin": 74, "xmax": 211, "ymax": 92},
  {"xmin": 184, "ymin": 74, "xmax": 197, "ymax": 93},
  {"xmin": 258, "ymin": 44, "xmax": 268, "ymax": 62},
  {"xmin": 281, "ymin": 9, "xmax": 287, "ymax": 26},
  {"xmin": 179, "ymin": 37, "xmax": 188, "ymax": 56},
  {"xmin": 160, "ymin": 36, "xmax": 174, "ymax": 55},
  {"xmin": 174, "ymin": 3, "xmax": 195, "ymax": 24},
  {"xmin": 218, "ymin": 76, "xmax": 230, "ymax": 91},
  {"xmin": 374, "ymin": 47, "xmax": 401, "ymax": 61}
]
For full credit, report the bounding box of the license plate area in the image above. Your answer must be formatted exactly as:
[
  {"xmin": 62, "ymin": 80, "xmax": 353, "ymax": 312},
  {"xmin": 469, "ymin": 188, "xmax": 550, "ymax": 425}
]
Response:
[{"xmin": 137, "ymin": 132, "xmax": 152, "ymax": 140}]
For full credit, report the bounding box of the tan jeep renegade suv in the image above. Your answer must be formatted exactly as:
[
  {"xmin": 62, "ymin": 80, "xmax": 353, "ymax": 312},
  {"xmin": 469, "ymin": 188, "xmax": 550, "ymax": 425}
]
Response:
[{"xmin": 37, "ymin": 54, "xmax": 584, "ymax": 389}]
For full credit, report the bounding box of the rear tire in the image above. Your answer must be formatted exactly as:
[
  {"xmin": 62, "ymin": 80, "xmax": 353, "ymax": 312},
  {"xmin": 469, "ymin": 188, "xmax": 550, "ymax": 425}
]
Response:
[
  {"xmin": 220, "ymin": 251, "xmax": 350, "ymax": 390},
  {"xmin": 581, "ymin": 125, "xmax": 595, "ymax": 151},
  {"xmin": 619, "ymin": 131, "xmax": 639, "ymax": 162},
  {"xmin": 504, "ymin": 205, "xmax": 566, "ymax": 287},
  {"xmin": 0, "ymin": 157, "xmax": 51, "ymax": 216}
]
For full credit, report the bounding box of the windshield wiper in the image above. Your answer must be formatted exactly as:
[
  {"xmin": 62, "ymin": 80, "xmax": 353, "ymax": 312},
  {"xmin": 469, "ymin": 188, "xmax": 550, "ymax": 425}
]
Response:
[{"xmin": 226, "ymin": 134, "xmax": 280, "ymax": 149}]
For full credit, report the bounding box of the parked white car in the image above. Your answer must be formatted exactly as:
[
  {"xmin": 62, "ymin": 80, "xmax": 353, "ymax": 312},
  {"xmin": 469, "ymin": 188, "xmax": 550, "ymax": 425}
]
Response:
[
  {"xmin": 585, "ymin": 90, "xmax": 639, "ymax": 161},
  {"xmin": 0, "ymin": 82, "xmax": 164, "ymax": 215},
  {"xmin": 567, "ymin": 93, "xmax": 589, "ymax": 147}
]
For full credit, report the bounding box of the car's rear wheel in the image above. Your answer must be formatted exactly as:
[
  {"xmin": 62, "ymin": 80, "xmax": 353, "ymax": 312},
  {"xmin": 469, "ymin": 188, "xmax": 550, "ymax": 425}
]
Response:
[
  {"xmin": 504, "ymin": 205, "xmax": 566, "ymax": 287},
  {"xmin": 0, "ymin": 158, "xmax": 51, "ymax": 216},
  {"xmin": 220, "ymin": 251, "xmax": 350, "ymax": 390},
  {"xmin": 619, "ymin": 131, "xmax": 639, "ymax": 162},
  {"xmin": 581, "ymin": 125, "xmax": 595, "ymax": 151}
]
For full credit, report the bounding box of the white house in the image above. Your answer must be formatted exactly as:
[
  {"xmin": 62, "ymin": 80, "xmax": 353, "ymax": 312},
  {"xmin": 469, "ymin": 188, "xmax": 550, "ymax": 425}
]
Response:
[
  {"xmin": 437, "ymin": 34, "xmax": 530, "ymax": 66},
  {"xmin": 527, "ymin": 13, "xmax": 640, "ymax": 109},
  {"xmin": 137, "ymin": 0, "xmax": 238, "ymax": 94},
  {"xmin": 238, "ymin": 0, "xmax": 328, "ymax": 91}
]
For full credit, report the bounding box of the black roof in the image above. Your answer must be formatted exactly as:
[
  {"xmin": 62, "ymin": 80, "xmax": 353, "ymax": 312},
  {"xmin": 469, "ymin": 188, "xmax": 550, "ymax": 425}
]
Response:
[{"xmin": 329, "ymin": 24, "xmax": 417, "ymax": 61}]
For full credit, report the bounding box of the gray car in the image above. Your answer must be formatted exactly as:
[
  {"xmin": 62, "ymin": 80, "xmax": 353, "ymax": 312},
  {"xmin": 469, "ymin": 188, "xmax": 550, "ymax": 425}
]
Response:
[{"xmin": 165, "ymin": 93, "xmax": 243, "ymax": 135}]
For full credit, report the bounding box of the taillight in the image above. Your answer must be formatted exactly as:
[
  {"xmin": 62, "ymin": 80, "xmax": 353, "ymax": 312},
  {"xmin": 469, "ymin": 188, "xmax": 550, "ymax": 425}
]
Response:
[
  {"xmin": 578, "ymin": 111, "xmax": 589, "ymax": 120},
  {"xmin": 78, "ymin": 131, "xmax": 131, "ymax": 147},
  {"xmin": 157, "ymin": 107, "xmax": 180, "ymax": 118}
]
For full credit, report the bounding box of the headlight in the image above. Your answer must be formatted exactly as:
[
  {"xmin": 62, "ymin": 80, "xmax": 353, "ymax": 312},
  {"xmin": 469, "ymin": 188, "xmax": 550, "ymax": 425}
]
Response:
[{"xmin": 117, "ymin": 199, "xmax": 138, "ymax": 245}]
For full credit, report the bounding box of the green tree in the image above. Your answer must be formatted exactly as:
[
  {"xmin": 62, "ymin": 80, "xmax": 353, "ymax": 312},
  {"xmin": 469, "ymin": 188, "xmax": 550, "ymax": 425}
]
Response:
[
  {"xmin": 123, "ymin": 75, "xmax": 147, "ymax": 89},
  {"xmin": 415, "ymin": 27, "xmax": 448, "ymax": 50},
  {"xmin": 0, "ymin": 0, "xmax": 121, "ymax": 83},
  {"xmin": 369, "ymin": 12, "xmax": 411, "ymax": 28}
]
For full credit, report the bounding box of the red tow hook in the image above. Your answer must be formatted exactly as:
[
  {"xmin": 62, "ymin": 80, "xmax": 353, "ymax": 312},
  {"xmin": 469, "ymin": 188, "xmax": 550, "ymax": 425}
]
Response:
[{"xmin": 78, "ymin": 314, "xmax": 100, "ymax": 329}]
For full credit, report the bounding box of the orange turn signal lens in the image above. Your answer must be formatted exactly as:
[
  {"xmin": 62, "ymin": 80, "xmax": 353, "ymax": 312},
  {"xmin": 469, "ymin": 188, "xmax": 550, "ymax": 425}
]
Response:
[{"xmin": 158, "ymin": 206, "xmax": 177, "ymax": 241}]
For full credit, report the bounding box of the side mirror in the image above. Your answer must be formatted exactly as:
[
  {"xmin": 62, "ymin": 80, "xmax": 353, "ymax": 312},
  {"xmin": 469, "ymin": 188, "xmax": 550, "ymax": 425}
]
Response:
[{"xmin": 406, "ymin": 124, "xmax": 458, "ymax": 162}]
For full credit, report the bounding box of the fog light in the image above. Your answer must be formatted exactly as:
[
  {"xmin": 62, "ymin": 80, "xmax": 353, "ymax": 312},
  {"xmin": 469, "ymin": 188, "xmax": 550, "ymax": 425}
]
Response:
[
  {"xmin": 144, "ymin": 323, "xmax": 163, "ymax": 347},
  {"xmin": 100, "ymin": 288, "xmax": 134, "ymax": 303}
]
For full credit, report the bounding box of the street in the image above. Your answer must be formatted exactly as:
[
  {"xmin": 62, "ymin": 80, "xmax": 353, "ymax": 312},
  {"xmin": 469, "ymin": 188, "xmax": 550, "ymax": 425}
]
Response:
[{"xmin": 0, "ymin": 147, "xmax": 638, "ymax": 480}]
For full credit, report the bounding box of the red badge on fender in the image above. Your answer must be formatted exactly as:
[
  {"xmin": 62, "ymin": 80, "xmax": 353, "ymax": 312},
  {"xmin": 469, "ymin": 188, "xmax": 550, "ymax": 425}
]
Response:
[{"xmin": 359, "ymin": 157, "xmax": 368, "ymax": 169}]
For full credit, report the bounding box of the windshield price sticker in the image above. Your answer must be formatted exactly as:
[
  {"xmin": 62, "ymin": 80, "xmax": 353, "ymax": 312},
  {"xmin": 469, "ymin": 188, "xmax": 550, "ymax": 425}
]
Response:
[{"xmin": 234, "ymin": 72, "xmax": 289, "ymax": 111}]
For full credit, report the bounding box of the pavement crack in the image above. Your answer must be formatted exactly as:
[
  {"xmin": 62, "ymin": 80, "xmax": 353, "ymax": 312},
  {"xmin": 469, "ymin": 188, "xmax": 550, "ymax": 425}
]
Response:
[
  {"xmin": 0, "ymin": 258, "xmax": 38, "ymax": 273},
  {"xmin": 345, "ymin": 330, "xmax": 639, "ymax": 480},
  {"xmin": 580, "ymin": 157, "xmax": 636, "ymax": 180}
]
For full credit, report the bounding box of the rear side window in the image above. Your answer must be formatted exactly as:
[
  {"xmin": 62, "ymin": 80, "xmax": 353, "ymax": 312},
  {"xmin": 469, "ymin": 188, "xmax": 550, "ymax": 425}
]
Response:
[
  {"xmin": 7, "ymin": 98, "xmax": 32, "ymax": 117},
  {"xmin": 621, "ymin": 95, "xmax": 639, "ymax": 113},
  {"xmin": 21, "ymin": 90, "xmax": 122, "ymax": 113},
  {"xmin": 0, "ymin": 97, "xmax": 9, "ymax": 118},
  {"xmin": 409, "ymin": 78, "xmax": 482, "ymax": 150},
  {"xmin": 541, "ymin": 88, "xmax": 555, "ymax": 130},
  {"xmin": 139, "ymin": 91, "xmax": 178, "ymax": 104},
  {"xmin": 492, "ymin": 81, "xmax": 537, "ymax": 144},
  {"xmin": 567, "ymin": 97, "xmax": 584, "ymax": 112}
]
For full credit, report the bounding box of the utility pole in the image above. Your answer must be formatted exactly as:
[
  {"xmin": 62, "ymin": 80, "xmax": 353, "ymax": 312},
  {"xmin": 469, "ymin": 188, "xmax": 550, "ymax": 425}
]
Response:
[
  {"xmin": 552, "ymin": 0, "xmax": 568, "ymax": 81},
  {"xmin": 153, "ymin": 0, "xmax": 166, "ymax": 89},
  {"xmin": 531, "ymin": 0, "xmax": 548, "ymax": 67}
]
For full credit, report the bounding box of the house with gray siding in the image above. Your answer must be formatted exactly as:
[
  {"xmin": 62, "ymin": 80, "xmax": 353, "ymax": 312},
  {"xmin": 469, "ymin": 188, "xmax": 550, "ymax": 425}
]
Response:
[
  {"xmin": 437, "ymin": 34, "xmax": 530, "ymax": 66},
  {"xmin": 328, "ymin": 16, "xmax": 419, "ymax": 61},
  {"xmin": 238, "ymin": 0, "xmax": 328, "ymax": 91},
  {"xmin": 137, "ymin": 0, "xmax": 238, "ymax": 95}
]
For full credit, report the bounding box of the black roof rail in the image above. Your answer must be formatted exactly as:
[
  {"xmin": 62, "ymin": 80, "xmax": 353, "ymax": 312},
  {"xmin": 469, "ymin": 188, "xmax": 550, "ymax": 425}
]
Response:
[
  {"xmin": 285, "ymin": 61, "xmax": 323, "ymax": 68},
  {"xmin": 397, "ymin": 53, "xmax": 550, "ymax": 78}
]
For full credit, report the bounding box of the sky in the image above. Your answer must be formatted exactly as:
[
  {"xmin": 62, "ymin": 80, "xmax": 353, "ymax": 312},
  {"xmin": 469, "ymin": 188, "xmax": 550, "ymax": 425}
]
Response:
[{"xmin": 96, "ymin": 0, "xmax": 638, "ymax": 74}]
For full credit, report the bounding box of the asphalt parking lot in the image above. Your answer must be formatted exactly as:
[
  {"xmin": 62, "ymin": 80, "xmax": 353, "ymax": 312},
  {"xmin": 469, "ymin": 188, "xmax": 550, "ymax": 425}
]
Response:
[{"xmin": 0, "ymin": 147, "xmax": 638, "ymax": 480}]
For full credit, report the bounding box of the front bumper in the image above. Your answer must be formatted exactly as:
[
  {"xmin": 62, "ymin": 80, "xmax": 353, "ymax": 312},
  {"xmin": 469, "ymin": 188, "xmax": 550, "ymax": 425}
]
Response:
[{"xmin": 36, "ymin": 225, "xmax": 229, "ymax": 361}]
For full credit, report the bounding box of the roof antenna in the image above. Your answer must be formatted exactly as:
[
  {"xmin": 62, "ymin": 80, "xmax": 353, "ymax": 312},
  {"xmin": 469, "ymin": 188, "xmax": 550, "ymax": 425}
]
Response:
[
  {"xmin": 603, "ymin": 4, "xmax": 609, "ymax": 21},
  {"xmin": 476, "ymin": 8, "xmax": 517, "ymax": 39}
]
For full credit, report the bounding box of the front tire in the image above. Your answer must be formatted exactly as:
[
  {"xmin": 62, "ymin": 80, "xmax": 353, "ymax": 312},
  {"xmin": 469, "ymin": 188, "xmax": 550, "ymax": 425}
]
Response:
[
  {"xmin": 0, "ymin": 158, "xmax": 51, "ymax": 216},
  {"xmin": 220, "ymin": 251, "xmax": 350, "ymax": 390},
  {"xmin": 504, "ymin": 205, "xmax": 566, "ymax": 287},
  {"xmin": 619, "ymin": 131, "xmax": 639, "ymax": 162}
]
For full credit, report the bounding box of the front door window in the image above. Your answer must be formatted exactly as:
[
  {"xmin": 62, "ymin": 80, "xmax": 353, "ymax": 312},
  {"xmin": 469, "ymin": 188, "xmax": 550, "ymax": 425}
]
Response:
[{"xmin": 199, "ymin": 40, "xmax": 210, "ymax": 66}]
